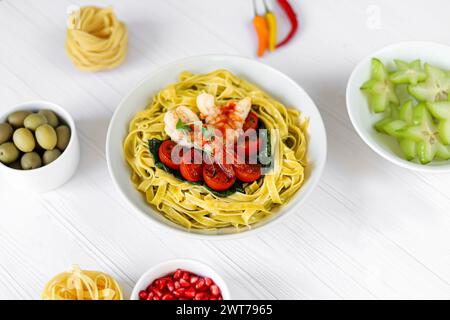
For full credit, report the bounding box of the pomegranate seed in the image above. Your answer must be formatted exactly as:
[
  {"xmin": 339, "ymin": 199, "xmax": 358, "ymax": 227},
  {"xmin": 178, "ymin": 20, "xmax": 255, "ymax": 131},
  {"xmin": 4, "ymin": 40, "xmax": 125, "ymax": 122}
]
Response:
[
  {"xmin": 184, "ymin": 287, "xmax": 196, "ymax": 298},
  {"xmin": 182, "ymin": 272, "xmax": 190, "ymax": 281},
  {"xmin": 194, "ymin": 292, "xmax": 210, "ymax": 300},
  {"xmin": 138, "ymin": 290, "xmax": 148, "ymax": 300},
  {"xmin": 173, "ymin": 269, "xmax": 183, "ymax": 280},
  {"xmin": 210, "ymin": 296, "xmax": 217, "ymax": 300},
  {"xmin": 190, "ymin": 276, "xmax": 199, "ymax": 284},
  {"xmin": 162, "ymin": 293, "xmax": 175, "ymax": 300},
  {"xmin": 179, "ymin": 297, "xmax": 189, "ymax": 300},
  {"xmin": 158, "ymin": 279, "xmax": 166, "ymax": 290},
  {"xmin": 173, "ymin": 288, "xmax": 185, "ymax": 297},
  {"xmin": 210, "ymin": 285, "xmax": 220, "ymax": 296},
  {"xmin": 204, "ymin": 277, "xmax": 213, "ymax": 287},
  {"xmin": 166, "ymin": 280, "xmax": 175, "ymax": 292},
  {"xmin": 152, "ymin": 287, "xmax": 162, "ymax": 297},
  {"xmin": 195, "ymin": 279, "xmax": 206, "ymax": 291},
  {"xmin": 180, "ymin": 278, "xmax": 190, "ymax": 288},
  {"xmin": 153, "ymin": 295, "xmax": 160, "ymax": 300},
  {"xmin": 174, "ymin": 281, "xmax": 181, "ymax": 289},
  {"xmin": 146, "ymin": 292, "xmax": 154, "ymax": 300}
]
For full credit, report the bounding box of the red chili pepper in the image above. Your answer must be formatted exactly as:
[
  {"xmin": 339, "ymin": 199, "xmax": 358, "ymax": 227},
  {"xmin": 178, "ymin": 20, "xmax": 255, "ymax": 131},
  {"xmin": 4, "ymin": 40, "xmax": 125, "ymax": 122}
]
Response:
[{"xmin": 276, "ymin": 0, "xmax": 298, "ymax": 48}]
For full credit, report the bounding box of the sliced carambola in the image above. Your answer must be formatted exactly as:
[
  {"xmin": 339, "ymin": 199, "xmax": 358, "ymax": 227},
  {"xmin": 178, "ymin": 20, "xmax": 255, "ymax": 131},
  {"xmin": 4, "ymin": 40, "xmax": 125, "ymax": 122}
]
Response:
[
  {"xmin": 361, "ymin": 58, "xmax": 399, "ymax": 113},
  {"xmin": 417, "ymin": 140, "xmax": 450, "ymax": 163},
  {"xmin": 408, "ymin": 64, "xmax": 450, "ymax": 102},
  {"xmin": 400, "ymin": 103, "xmax": 434, "ymax": 138},
  {"xmin": 380, "ymin": 119, "xmax": 406, "ymax": 137},
  {"xmin": 397, "ymin": 100, "xmax": 417, "ymax": 160},
  {"xmin": 398, "ymin": 104, "xmax": 450, "ymax": 163},
  {"xmin": 399, "ymin": 99, "xmax": 414, "ymax": 123},
  {"xmin": 374, "ymin": 117, "xmax": 394, "ymax": 132},
  {"xmin": 399, "ymin": 139, "xmax": 416, "ymax": 160},
  {"xmin": 374, "ymin": 104, "xmax": 400, "ymax": 133},
  {"xmin": 373, "ymin": 101, "xmax": 419, "ymax": 161},
  {"xmin": 374, "ymin": 101, "xmax": 412, "ymax": 137},
  {"xmin": 427, "ymin": 101, "xmax": 450, "ymax": 144},
  {"xmin": 390, "ymin": 59, "xmax": 427, "ymax": 85}
]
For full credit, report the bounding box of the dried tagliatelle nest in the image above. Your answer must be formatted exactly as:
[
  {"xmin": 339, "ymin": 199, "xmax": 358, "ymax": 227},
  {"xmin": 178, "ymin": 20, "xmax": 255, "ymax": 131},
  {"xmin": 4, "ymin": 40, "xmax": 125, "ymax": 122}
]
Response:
[
  {"xmin": 65, "ymin": 6, "xmax": 128, "ymax": 71},
  {"xmin": 42, "ymin": 265, "xmax": 123, "ymax": 300}
]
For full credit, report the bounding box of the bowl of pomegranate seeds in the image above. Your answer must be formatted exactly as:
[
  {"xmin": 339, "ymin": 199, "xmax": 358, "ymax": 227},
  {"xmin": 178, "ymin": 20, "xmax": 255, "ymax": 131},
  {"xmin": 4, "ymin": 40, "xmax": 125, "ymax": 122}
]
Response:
[{"xmin": 131, "ymin": 259, "xmax": 230, "ymax": 300}]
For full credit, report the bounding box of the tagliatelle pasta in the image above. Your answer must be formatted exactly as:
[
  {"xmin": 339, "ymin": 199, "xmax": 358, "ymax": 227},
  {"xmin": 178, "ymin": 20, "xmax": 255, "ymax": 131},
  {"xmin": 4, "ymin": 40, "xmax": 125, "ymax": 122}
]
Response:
[
  {"xmin": 65, "ymin": 6, "xmax": 128, "ymax": 71},
  {"xmin": 124, "ymin": 69, "xmax": 308, "ymax": 230},
  {"xmin": 42, "ymin": 265, "xmax": 123, "ymax": 300}
]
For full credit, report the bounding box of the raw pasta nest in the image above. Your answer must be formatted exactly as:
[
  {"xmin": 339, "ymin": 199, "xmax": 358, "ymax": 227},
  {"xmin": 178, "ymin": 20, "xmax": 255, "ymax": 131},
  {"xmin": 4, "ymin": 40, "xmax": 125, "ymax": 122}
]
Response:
[
  {"xmin": 65, "ymin": 6, "xmax": 128, "ymax": 71},
  {"xmin": 42, "ymin": 265, "xmax": 123, "ymax": 300}
]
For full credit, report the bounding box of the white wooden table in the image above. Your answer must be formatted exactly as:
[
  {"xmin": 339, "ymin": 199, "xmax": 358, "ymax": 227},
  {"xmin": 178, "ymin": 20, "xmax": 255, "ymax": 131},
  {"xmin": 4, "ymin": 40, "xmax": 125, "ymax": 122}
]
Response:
[{"xmin": 1, "ymin": 0, "xmax": 450, "ymax": 300}]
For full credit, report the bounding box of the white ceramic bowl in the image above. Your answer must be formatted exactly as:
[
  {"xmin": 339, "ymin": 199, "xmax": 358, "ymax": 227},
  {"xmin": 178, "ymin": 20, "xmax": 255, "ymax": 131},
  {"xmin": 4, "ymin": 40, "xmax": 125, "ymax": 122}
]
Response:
[
  {"xmin": 347, "ymin": 41, "xmax": 450, "ymax": 172},
  {"xmin": 130, "ymin": 259, "xmax": 230, "ymax": 300},
  {"xmin": 0, "ymin": 100, "xmax": 80, "ymax": 192},
  {"xmin": 106, "ymin": 55, "xmax": 327, "ymax": 238}
]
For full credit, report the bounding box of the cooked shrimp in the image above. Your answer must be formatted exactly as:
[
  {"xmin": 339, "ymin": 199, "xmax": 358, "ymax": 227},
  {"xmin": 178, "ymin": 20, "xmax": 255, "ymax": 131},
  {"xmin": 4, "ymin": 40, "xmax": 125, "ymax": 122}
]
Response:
[
  {"xmin": 164, "ymin": 105, "xmax": 221, "ymax": 154},
  {"xmin": 196, "ymin": 93, "xmax": 216, "ymax": 118},
  {"xmin": 196, "ymin": 93, "xmax": 252, "ymax": 139},
  {"xmin": 235, "ymin": 97, "xmax": 252, "ymax": 123},
  {"xmin": 164, "ymin": 106, "xmax": 201, "ymax": 147},
  {"xmin": 164, "ymin": 95, "xmax": 252, "ymax": 162}
]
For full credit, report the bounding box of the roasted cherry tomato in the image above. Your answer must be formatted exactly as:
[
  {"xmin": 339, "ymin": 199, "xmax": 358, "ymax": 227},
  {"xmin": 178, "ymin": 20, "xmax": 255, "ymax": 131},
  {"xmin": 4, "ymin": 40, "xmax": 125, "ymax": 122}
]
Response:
[
  {"xmin": 234, "ymin": 163, "xmax": 262, "ymax": 182},
  {"xmin": 158, "ymin": 140, "xmax": 182, "ymax": 170},
  {"xmin": 180, "ymin": 149, "xmax": 203, "ymax": 182},
  {"xmin": 243, "ymin": 111, "xmax": 259, "ymax": 131},
  {"xmin": 203, "ymin": 163, "xmax": 236, "ymax": 191}
]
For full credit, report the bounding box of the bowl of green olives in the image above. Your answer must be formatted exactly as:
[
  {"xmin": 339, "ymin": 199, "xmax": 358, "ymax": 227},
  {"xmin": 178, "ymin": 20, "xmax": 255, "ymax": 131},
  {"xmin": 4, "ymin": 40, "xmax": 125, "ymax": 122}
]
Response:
[{"xmin": 0, "ymin": 101, "xmax": 79, "ymax": 192}]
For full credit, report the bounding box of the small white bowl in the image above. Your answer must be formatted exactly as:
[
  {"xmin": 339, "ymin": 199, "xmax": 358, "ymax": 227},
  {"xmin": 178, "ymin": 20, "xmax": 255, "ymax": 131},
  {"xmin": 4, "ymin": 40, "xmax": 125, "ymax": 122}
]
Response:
[
  {"xmin": 106, "ymin": 55, "xmax": 327, "ymax": 238},
  {"xmin": 130, "ymin": 259, "xmax": 230, "ymax": 300},
  {"xmin": 346, "ymin": 41, "xmax": 450, "ymax": 172},
  {"xmin": 0, "ymin": 100, "xmax": 80, "ymax": 192}
]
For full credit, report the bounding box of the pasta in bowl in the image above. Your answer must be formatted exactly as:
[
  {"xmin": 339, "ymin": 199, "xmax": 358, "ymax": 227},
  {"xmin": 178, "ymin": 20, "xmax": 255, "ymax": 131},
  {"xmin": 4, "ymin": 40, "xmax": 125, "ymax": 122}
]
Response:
[{"xmin": 107, "ymin": 56, "xmax": 326, "ymax": 237}]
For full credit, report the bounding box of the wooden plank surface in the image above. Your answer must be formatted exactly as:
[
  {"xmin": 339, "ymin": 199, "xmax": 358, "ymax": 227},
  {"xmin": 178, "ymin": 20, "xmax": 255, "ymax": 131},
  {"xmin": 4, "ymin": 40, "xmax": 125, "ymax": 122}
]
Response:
[{"xmin": 0, "ymin": 0, "xmax": 449, "ymax": 299}]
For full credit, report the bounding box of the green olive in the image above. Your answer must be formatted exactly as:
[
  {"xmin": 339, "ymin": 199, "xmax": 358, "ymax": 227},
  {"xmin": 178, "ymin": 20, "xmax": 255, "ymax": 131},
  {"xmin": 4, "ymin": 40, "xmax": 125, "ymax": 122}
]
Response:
[
  {"xmin": 0, "ymin": 142, "xmax": 19, "ymax": 164},
  {"xmin": 35, "ymin": 124, "xmax": 57, "ymax": 150},
  {"xmin": 21, "ymin": 152, "xmax": 42, "ymax": 170},
  {"xmin": 13, "ymin": 128, "xmax": 35, "ymax": 152},
  {"xmin": 56, "ymin": 125, "xmax": 71, "ymax": 151},
  {"xmin": 24, "ymin": 113, "xmax": 48, "ymax": 131},
  {"xmin": 8, "ymin": 111, "xmax": 31, "ymax": 128},
  {"xmin": 0, "ymin": 123, "xmax": 13, "ymax": 144},
  {"xmin": 38, "ymin": 109, "xmax": 59, "ymax": 127},
  {"xmin": 43, "ymin": 148, "xmax": 61, "ymax": 165}
]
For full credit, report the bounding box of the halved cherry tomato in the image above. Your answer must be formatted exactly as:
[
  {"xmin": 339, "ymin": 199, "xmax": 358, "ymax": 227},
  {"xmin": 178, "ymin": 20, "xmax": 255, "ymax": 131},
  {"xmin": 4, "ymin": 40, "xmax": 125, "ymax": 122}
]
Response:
[
  {"xmin": 180, "ymin": 149, "xmax": 203, "ymax": 182},
  {"xmin": 243, "ymin": 111, "xmax": 259, "ymax": 131},
  {"xmin": 203, "ymin": 163, "xmax": 236, "ymax": 191},
  {"xmin": 158, "ymin": 140, "xmax": 182, "ymax": 170},
  {"xmin": 234, "ymin": 163, "xmax": 262, "ymax": 182}
]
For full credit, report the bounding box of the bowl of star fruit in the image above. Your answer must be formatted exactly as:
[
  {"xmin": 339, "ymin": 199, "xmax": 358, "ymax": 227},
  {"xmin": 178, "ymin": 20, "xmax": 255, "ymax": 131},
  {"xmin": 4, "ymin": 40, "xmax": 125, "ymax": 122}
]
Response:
[
  {"xmin": 347, "ymin": 41, "xmax": 450, "ymax": 172},
  {"xmin": 0, "ymin": 101, "xmax": 79, "ymax": 192}
]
